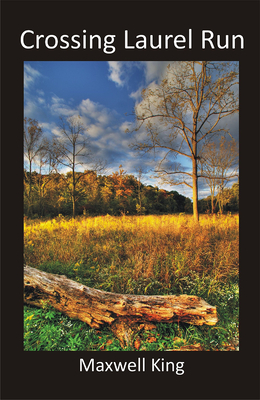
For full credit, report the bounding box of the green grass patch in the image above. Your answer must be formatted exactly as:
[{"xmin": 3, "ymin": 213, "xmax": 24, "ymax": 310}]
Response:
[{"xmin": 24, "ymin": 269, "xmax": 239, "ymax": 351}]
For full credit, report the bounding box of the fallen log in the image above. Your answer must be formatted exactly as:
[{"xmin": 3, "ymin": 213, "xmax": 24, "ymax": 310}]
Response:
[{"xmin": 24, "ymin": 266, "xmax": 218, "ymax": 334}]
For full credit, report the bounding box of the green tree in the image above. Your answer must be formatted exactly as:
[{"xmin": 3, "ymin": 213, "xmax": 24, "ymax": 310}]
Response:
[{"xmin": 130, "ymin": 61, "xmax": 239, "ymax": 222}]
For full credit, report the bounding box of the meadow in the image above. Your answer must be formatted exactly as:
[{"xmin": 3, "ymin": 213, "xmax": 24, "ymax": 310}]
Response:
[{"xmin": 24, "ymin": 213, "xmax": 239, "ymax": 351}]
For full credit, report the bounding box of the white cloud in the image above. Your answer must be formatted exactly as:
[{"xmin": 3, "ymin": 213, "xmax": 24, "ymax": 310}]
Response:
[
  {"xmin": 87, "ymin": 124, "xmax": 105, "ymax": 138},
  {"xmin": 107, "ymin": 61, "xmax": 125, "ymax": 87},
  {"xmin": 38, "ymin": 97, "xmax": 45, "ymax": 105},
  {"xmin": 141, "ymin": 61, "xmax": 170, "ymax": 84},
  {"xmin": 49, "ymin": 95, "xmax": 78, "ymax": 117},
  {"xmin": 52, "ymin": 126, "xmax": 63, "ymax": 137},
  {"xmin": 51, "ymin": 94, "xmax": 63, "ymax": 104},
  {"xmin": 128, "ymin": 63, "xmax": 174, "ymax": 110},
  {"xmin": 24, "ymin": 97, "xmax": 48, "ymax": 121},
  {"xmin": 129, "ymin": 87, "xmax": 143, "ymax": 101},
  {"xmin": 40, "ymin": 122, "xmax": 53, "ymax": 130},
  {"xmin": 128, "ymin": 62, "xmax": 174, "ymax": 103},
  {"xmin": 107, "ymin": 61, "xmax": 171, "ymax": 101},
  {"xmin": 24, "ymin": 65, "xmax": 48, "ymax": 120},
  {"xmin": 24, "ymin": 64, "xmax": 41, "ymax": 90},
  {"xmin": 37, "ymin": 89, "xmax": 45, "ymax": 96},
  {"xmin": 119, "ymin": 121, "xmax": 132, "ymax": 133},
  {"xmin": 42, "ymin": 96, "xmax": 135, "ymax": 168},
  {"xmin": 79, "ymin": 98, "xmax": 107, "ymax": 120},
  {"xmin": 79, "ymin": 98, "xmax": 119, "ymax": 130}
]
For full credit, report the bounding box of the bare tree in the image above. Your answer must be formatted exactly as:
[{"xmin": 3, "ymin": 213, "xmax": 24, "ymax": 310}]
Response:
[
  {"xmin": 24, "ymin": 118, "xmax": 45, "ymax": 215},
  {"xmin": 50, "ymin": 115, "xmax": 106, "ymax": 218},
  {"xmin": 199, "ymin": 142, "xmax": 219, "ymax": 214},
  {"xmin": 216, "ymin": 137, "xmax": 238, "ymax": 213},
  {"xmin": 35, "ymin": 137, "xmax": 50, "ymax": 213},
  {"xmin": 199, "ymin": 136, "xmax": 238, "ymax": 213},
  {"xmin": 130, "ymin": 61, "xmax": 239, "ymax": 222}
]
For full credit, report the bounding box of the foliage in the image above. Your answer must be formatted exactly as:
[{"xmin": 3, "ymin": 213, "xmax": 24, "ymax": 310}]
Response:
[
  {"xmin": 23, "ymin": 168, "xmax": 197, "ymax": 218},
  {"xmin": 24, "ymin": 304, "xmax": 122, "ymax": 351},
  {"xmin": 24, "ymin": 213, "xmax": 239, "ymax": 351}
]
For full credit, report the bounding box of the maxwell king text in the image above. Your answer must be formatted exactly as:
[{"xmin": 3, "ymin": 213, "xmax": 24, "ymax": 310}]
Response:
[{"xmin": 80, "ymin": 357, "xmax": 185, "ymax": 375}]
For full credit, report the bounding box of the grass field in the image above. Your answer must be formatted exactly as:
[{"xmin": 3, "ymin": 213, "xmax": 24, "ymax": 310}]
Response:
[{"xmin": 24, "ymin": 213, "xmax": 239, "ymax": 351}]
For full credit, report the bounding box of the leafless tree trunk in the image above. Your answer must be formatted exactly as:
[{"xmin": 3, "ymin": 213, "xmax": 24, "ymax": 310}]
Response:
[
  {"xmin": 130, "ymin": 61, "xmax": 239, "ymax": 222},
  {"xmin": 136, "ymin": 167, "xmax": 146, "ymax": 215}
]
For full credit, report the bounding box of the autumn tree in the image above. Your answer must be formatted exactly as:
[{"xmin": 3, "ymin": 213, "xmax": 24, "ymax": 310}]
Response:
[
  {"xmin": 130, "ymin": 61, "xmax": 239, "ymax": 222},
  {"xmin": 110, "ymin": 165, "xmax": 133, "ymax": 215},
  {"xmin": 99, "ymin": 176, "xmax": 114, "ymax": 214},
  {"xmin": 41, "ymin": 173, "xmax": 67, "ymax": 216},
  {"xmin": 76, "ymin": 170, "xmax": 100, "ymax": 214},
  {"xmin": 50, "ymin": 115, "xmax": 105, "ymax": 218}
]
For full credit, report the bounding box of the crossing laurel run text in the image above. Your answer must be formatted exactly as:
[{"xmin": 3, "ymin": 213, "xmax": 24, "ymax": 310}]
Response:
[
  {"xmin": 20, "ymin": 29, "xmax": 244, "ymax": 54},
  {"xmin": 80, "ymin": 357, "xmax": 185, "ymax": 374}
]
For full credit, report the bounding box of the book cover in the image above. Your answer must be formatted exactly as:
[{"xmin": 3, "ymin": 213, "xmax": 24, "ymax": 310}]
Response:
[{"xmin": 1, "ymin": 1, "xmax": 259, "ymax": 399}]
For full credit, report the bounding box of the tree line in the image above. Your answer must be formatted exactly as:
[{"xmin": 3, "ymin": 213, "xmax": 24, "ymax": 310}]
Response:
[
  {"xmin": 24, "ymin": 166, "xmax": 193, "ymax": 218},
  {"xmin": 24, "ymin": 165, "xmax": 238, "ymax": 219}
]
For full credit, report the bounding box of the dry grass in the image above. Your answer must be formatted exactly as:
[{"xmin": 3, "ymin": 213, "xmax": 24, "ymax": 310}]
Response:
[{"xmin": 24, "ymin": 213, "xmax": 239, "ymax": 294}]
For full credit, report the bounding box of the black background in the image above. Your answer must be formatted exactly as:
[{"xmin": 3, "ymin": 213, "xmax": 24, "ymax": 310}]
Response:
[{"xmin": 1, "ymin": 1, "xmax": 259, "ymax": 399}]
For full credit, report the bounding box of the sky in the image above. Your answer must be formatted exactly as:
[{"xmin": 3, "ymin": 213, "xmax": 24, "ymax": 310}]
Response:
[{"xmin": 24, "ymin": 61, "xmax": 239, "ymax": 200}]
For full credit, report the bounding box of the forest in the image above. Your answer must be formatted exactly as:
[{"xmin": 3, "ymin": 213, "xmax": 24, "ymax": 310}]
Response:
[{"xmin": 24, "ymin": 167, "xmax": 239, "ymax": 219}]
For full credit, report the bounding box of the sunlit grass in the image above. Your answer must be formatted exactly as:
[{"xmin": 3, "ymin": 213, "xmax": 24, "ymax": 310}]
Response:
[{"xmin": 24, "ymin": 213, "xmax": 239, "ymax": 351}]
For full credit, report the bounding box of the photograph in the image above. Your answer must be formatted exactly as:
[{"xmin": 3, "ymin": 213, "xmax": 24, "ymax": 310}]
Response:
[{"xmin": 23, "ymin": 61, "xmax": 239, "ymax": 353}]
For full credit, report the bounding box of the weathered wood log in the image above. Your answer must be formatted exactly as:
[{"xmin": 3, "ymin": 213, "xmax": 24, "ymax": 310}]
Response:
[{"xmin": 24, "ymin": 266, "xmax": 218, "ymax": 333}]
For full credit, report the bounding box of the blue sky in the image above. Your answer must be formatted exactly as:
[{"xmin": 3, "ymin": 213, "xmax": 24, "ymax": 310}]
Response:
[{"xmin": 24, "ymin": 61, "xmax": 239, "ymax": 199}]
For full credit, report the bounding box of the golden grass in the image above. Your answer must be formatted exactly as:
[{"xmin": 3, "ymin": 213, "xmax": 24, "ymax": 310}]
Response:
[{"xmin": 24, "ymin": 213, "xmax": 239, "ymax": 292}]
